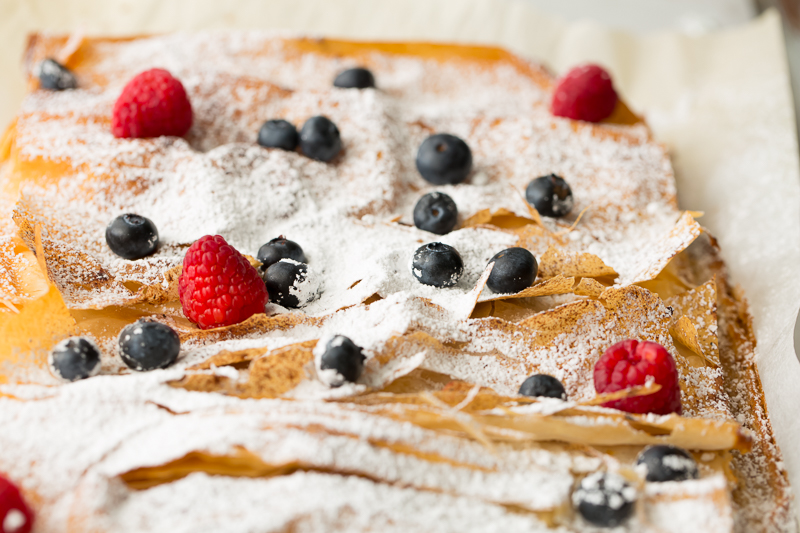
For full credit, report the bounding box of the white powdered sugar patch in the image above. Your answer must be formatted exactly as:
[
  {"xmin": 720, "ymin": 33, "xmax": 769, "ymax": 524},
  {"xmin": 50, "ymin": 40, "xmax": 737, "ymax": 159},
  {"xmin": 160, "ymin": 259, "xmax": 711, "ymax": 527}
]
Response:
[
  {"xmin": 0, "ymin": 31, "xmax": 747, "ymax": 532},
  {"xmin": 0, "ymin": 372, "xmax": 590, "ymax": 530},
  {"xmin": 13, "ymin": 31, "xmax": 695, "ymax": 310}
]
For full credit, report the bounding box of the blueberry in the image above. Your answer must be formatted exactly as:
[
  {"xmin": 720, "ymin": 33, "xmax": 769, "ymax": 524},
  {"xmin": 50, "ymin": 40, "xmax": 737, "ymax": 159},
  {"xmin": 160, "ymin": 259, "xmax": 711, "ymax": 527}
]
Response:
[
  {"xmin": 299, "ymin": 116, "xmax": 342, "ymax": 162},
  {"xmin": 119, "ymin": 320, "xmax": 180, "ymax": 371},
  {"xmin": 487, "ymin": 247, "xmax": 538, "ymax": 294},
  {"xmin": 525, "ymin": 174, "xmax": 574, "ymax": 218},
  {"xmin": 333, "ymin": 67, "xmax": 375, "ymax": 89},
  {"xmin": 636, "ymin": 445, "xmax": 699, "ymax": 482},
  {"xmin": 257, "ymin": 237, "xmax": 307, "ymax": 270},
  {"xmin": 264, "ymin": 260, "xmax": 308, "ymax": 308},
  {"xmin": 518, "ymin": 374, "xmax": 567, "ymax": 400},
  {"xmin": 49, "ymin": 337, "xmax": 101, "ymax": 381},
  {"xmin": 257, "ymin": 119, "xmax": 299, "ymax": 151},
  {"xmin": 572, "ymin": 472, "xmax": 636, "ymax": 528},
  {"xmin": 416, "ymin": 134, "xmax": 472, "ymax": 186},
  {"xmin": 37, "ymin": 58, "xmax": 77, "ymax": 91},
  {"xmin": 105, "ymin": 214, "xmax": 159, "ymax": 260},
  {"xmin": 413, "ymin": 192, "xmax": 458, "ymax": 235},
  {"xmin": 318, "ymin": 335, "xmax": 366, "ymax": 386},
  {"xmin": 411, "ymin": 242, "xmax": 464, "ymax": 288}
]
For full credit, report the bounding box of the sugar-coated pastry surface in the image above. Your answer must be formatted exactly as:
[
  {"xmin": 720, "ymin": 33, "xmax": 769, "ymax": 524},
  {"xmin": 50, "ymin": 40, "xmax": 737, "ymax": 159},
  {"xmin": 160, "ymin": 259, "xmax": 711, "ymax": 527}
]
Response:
[{"xmin": 0, "ymin": 32, "xmax": 794, "ymax": 532}]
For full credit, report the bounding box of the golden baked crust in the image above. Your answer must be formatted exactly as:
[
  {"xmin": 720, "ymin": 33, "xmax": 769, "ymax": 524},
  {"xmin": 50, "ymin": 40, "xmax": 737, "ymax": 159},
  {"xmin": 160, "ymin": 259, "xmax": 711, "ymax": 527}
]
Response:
[{"xmin": 0, "ymin": 32, "xmax": 793, "ymax": 532}]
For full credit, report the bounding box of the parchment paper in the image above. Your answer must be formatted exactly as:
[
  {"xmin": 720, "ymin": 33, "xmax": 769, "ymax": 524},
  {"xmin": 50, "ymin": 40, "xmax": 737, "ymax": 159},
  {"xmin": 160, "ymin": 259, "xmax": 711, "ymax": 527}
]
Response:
[{"xmin": 2, "ymin": 0, "xmax": 799, "ymax": 521}]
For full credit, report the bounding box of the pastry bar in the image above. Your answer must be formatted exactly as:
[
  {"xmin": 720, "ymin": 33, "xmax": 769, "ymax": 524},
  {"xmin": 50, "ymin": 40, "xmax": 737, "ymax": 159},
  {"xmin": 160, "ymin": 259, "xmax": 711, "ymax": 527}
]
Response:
[{"xmin": 0, "ymin": 32, "xmax": 794, "ymax": 532}]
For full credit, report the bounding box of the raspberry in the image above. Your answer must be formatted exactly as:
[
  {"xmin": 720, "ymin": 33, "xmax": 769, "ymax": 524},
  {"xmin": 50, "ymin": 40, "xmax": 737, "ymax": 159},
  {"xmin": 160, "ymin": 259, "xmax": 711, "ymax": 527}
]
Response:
[
  {"xmin": 551, "ymin": 64, "xmax": 618, "ymax": 123},
  {"xmin": 0, "ymin": 474, "xmax": 33, "ymax": 533},
  {"xmin": 111, "ymin": 68, "xmax": 193, "ymax": 138},
  {"xmin": 593, "ymin": 339, "xmax": 682, "ymax": 415},
  {"xmin": 178, "ymin": 235, "xmax": 268, "ymax": 330}
]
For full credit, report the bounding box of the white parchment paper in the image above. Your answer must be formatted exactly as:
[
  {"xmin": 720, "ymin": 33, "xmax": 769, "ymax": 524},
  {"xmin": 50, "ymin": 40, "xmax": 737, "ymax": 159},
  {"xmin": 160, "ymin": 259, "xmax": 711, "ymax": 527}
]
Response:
[{"xmin": 2, "ymin": 0, "xmax": 799, "ymax": 521}]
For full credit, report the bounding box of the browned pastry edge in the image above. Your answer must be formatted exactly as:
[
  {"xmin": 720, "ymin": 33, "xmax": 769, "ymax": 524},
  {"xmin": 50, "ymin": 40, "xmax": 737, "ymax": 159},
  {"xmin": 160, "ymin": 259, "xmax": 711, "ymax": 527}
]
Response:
[{"xmin": 687, "ymin": 234, "xmax": 794, "ymax": 532}]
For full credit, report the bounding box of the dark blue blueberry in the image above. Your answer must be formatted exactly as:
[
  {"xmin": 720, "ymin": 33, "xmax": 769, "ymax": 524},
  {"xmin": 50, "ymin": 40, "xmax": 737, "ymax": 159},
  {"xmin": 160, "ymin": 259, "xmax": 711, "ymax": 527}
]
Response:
[
  {"xmin": 119, "ymin": 321, "xmax": 180, "ymax": 372},
  {"xmin": 49, "ymin": 337, "xmax": 101, "ymax": 381},
  {"xmin": 413, "ymin": 192, "xmax": 458, "ymax": 235},
  {"xmin": 636, "ymin": 445, "xmax": 699, "ymax": 482},
  {"xmin": 333, "ymin": 67, "xmax": 375, "ymax": 89},
  {"xmin": 518, "ymin": 374, "xmax": 566, "ymax": 400},
  {"xmin": 411, "ymin": 242, "xmax": 464, "ymax": 288},
  {"xmin": 572, "ymin": 472, "xmax": 636, "ymax": 528},
  {"xmin": 416, "ymin": 134, "xmax": 472, "ymax": 186},
  {"xmin": 105, "ymin": 214, "xmax": 159, "ymax": 260},
  {"xmin": 299, "ymin": 116, "xmax": 342, "ymax": 162},
  {"xmin": 257, "ymin": 119, "xmax": 299, "ymax": 151},
  {"xmin": 525, "ymin": 174, "xmax": 574, "ymax": 218},
  {"xmin": 487, "ymin": 247, "xmax": 537, "ymax": 294},
  {"xmin": 257, "ymin": 237, "xmax": 307, "ymax": 270},
  {"xmin": 37, "ymin": 58, "xmax": 77, "ymax": 91},
  {"xmin": 264, "ymin": 260, "xmax": 308, "ymax": 308},
  {"xmin": 319, "ymin": 335, "xmax": 366, "ymax": 386}
]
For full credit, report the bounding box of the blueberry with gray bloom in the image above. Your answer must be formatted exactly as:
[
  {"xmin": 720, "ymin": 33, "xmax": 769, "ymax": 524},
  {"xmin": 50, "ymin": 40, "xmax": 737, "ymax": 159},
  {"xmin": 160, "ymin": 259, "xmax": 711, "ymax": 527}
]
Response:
[
  {"xmin": 333, "ymin": 67, "xmax": 375, "ymax": 89},
  {"xmin": 415, "ymin": 133, "xmax": 472, "ymax": 185},
  {"xmin": 636, "ymin": 445, "xmax": 699, "ymax": 482},
  {"xmin": 257, "ymin": 237, "xmax": 307, "ymax": 270},
  {"xmin": 518, "ymin": 374, "xmax": 566, "ymax": 400},
  {"xmin": 572, "ymin": 472, "xmax": 636, "ymax": 528},
  {"xmin": 299, "ymin": 116, "xmax": 342, "ymax": 162},
  {"xmin": 105, "ymin": 214, "xmax": 159, "ymax": 260},
  {"xmin": 411, "ymin": 242, "xmax": 464, "ymax": 288},
  {"xmin": 37, "ymin": 58, "xmax": 77, "ymax": 90},
  {"xmin": 257, "ymin": 119, "xmax": 299, "ymax": 151},
  {"xmin": 319, "ymin": 335, "xmax": 366, "ymax": 386},
  {"xmin": 525, "ymin": 174, "xmax": 574, "ymax": 218},
  {"xmin": 413, "ymin": 192, "xmax": 458, "ymax": 235},
  {"xmin": 264, "ymin": 260, "xmax": 308, "ymax": 308},
  {"xmin": 487, "ymin": 247, "xmax": 537, "ymax": 294},
  {"xmin": 49, "ymin": 337, "xmax": 101, "ymax": 381},
  {"xmin": 119, "ymin": 321, "xmax": 180, "ymax": 371}
]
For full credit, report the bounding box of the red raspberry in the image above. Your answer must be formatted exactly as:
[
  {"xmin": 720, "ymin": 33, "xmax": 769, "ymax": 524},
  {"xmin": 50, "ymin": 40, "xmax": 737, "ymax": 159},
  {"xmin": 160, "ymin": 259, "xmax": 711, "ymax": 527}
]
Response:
[
  {"xmin": 179, "ymin": 235, "xmax": 268, "ymax": 330},
  {"xmin": 593, "ymin": 339, "xmax": 682, "ymax": 415},
  {"xmin": 0, "ymin": 475, "xmax": 33, "ymax": 533},
  {"xmin": 111, "ymin": 68, "xmax": 193, "ymax": 138},
  {"xmin": 551, "ymin": 64, "xmax": 618, "ymax": 123}
]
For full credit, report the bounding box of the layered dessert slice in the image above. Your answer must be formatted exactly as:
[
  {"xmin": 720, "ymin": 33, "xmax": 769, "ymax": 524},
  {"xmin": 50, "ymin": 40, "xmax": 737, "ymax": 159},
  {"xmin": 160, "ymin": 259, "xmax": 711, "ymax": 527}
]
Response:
[{"xmin": 0, "ymin": 32, "xmax": 793, "ymax": 532}]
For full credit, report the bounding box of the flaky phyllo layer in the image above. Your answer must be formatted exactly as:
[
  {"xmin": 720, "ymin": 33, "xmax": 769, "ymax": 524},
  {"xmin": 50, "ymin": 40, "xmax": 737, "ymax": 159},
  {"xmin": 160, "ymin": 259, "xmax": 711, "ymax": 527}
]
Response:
[{"xmin": 0, "ymin": 33, "xmax": 793, "ymax": 532}]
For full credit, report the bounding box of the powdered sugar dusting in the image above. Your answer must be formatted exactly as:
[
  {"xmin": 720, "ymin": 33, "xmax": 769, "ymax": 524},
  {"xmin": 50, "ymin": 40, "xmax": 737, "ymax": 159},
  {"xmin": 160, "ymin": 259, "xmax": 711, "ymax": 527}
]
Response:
[{"xmin": 0, "ymin": 32, "xmax": 769, "ymax": 532}]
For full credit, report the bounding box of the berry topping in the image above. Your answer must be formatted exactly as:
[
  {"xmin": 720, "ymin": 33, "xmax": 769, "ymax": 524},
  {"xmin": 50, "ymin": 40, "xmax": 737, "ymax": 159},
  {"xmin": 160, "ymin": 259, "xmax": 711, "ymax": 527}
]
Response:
[
  {"xmin": 593, "ymin": 339, "xmax": 682, "ymax": 415},
  {"xmin": 257, "ymin": 119, "xmax": 299, "ymax": 151},
  {"xmin": 0, "ymin": 474, "xmax": 33, "ymax": 533},
  {"xmin": 264, "ymin": 260, "xmax": 310, "ymax": 309},
  {"xmin": 299, "ymin": 116, "xmax": 342, "ymax": 162},
  {"xmin": 413, "ymin": 192, "xmax": 458, "ymax": 235},
  {"xmin": 257, "ymin": 237, "xmax": 307, "ymax": 270},
  {"xmin": 333, "ymin": 67, "xmax": 375, "ymax": 89},
  {"xmin": 636, "ymin": 445, "xmax": 699, "ymax": 482},
  {"xmin": 119, "ymin": 320, "xmax": 180, "ymax": 371},
  {"xmin": 411, "ymin": 242, "xmax": 464, "ymax": 288},
  {"xmin": 487, "ymin": 247, "xmax": 538, "ymax": 294},
  {"xmin": 316, "ymin": 335, "xmax": 366, "ymax": 387},
  {"xmin": 105, "ymin": 214, "xmax": 159, "ymax": 260},
  {"xmin": 572, "ymin": 472, "xmax": 636, "ymax": 528},
  {"xmin": 179, "ymin": 235, "xmax": 269, "ymax": 329},
  {"xmin": 36, "ymin": 58, "xmax": 77, "ymax": 91},
  {"xmin": 111, "ymin": 68, "xmax": 193, "ymax": 139},
  {"xmin": 551, "ymin": 64, "xmax": 618, "ymax": 123},
  {"xmin": 416, "ymin": 133, "xmax": 473, "ymax": 185},
  {"xmin": 525, "ymin": 174, "xmax": 574, "ymax": 218},
  {"xmin": 49, "ymin": 337, "xmax": 101, "ymax": 382},
  {"xmin": 518, "ymin": 374, "xmax": 566, "ymax": 400}
]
